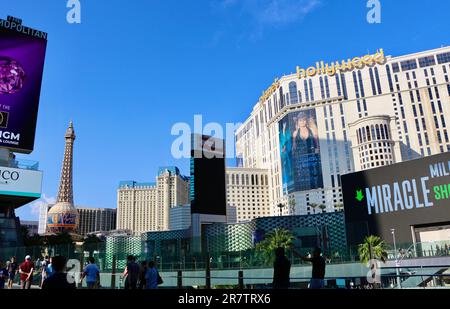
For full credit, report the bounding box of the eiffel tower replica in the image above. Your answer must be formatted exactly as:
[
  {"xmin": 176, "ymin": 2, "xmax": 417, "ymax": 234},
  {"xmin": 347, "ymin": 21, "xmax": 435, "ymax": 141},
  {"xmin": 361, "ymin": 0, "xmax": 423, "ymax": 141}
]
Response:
[{"xmin": 46, "ymin": 121, "xmax": 80, "ymax": 239}]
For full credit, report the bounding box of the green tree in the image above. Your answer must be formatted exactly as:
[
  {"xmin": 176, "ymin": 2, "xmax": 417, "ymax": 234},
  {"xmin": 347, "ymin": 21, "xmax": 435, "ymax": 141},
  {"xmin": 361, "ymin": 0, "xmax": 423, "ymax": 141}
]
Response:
[
  {"xmin": 358, "ymin": 235, "xmax": 388, "ymax": 264},
  {"xmin": 318, "ymin": 204, "xmax": 327, "ymax": 213},
  {"xmin": 83, "ymin": 235, "xmax": 104, "ymax": 257},
  {"xmin": 256, "ymin": 228, "xmax": 295, "ymax": 265},
  {"xmin": 21, "ymin": 226, "xmax": 44, "ymax": 247},
  {"xmin": 309, "ymin": 203, "xmax": 318, "ymax": 214}
]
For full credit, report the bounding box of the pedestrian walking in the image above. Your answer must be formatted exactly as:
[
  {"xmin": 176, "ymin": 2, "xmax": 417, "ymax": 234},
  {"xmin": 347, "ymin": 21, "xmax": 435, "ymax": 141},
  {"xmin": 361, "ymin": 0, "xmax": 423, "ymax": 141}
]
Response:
[{"xmin": 80, "ymin": 257, "xmax": 100, "ymax": 289}]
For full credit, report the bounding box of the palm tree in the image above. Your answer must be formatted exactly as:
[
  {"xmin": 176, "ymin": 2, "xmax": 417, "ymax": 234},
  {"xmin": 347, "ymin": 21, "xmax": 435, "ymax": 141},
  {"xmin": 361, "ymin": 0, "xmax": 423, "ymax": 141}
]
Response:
[
  {"xmin": 309, "ymin": 203, "xmax": 318, "ymax": 214},
  {"xmin": 256, "ymin": 228, "xmax": 295, "ymax": 265},
  {"xmin": 277, "ymin": 203, "xmax": 285, "ymax": 216},
  {"xmin": 318, "ymin": 204, "xmax": 327, "ymax": 213},
  {"xmin": 288, "ymin": 198, "xmax": 296, "ymax": 213},
  {"xmin": 358, "ymin": 235, "xmax": 388, "ymax": 264}
]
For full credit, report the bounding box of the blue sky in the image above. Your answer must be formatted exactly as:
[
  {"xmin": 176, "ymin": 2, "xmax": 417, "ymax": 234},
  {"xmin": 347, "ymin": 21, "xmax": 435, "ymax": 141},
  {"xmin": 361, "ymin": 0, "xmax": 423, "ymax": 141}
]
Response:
[{"xmin": 2, "ymin": 0, "xmax": 449, "ymax": 221}]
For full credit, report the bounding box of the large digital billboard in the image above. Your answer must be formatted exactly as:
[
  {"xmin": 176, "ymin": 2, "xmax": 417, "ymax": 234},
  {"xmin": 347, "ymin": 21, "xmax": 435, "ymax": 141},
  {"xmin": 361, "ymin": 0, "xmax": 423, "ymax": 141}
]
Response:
[
  {"xmin": 279, "ymin": 109, "xmax": 323, "ymax": 194},
  {"xmin": 342, "ymin": 152, "xmax": 450, "ymax": 246},
  {"xmin": 190, "ymin": 134, "xmax": 227, "ymax": 216},
  {"xmin": 0, "ymin": 16, "xmax": 47, "ymax": 153}
]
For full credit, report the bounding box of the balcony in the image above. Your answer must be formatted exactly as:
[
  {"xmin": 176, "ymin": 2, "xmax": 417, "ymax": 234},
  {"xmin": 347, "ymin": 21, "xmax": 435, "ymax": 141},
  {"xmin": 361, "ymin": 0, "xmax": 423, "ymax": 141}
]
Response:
[{"xmin": 0, "ymin": 158, "xmax": 39, "ymax": 171}]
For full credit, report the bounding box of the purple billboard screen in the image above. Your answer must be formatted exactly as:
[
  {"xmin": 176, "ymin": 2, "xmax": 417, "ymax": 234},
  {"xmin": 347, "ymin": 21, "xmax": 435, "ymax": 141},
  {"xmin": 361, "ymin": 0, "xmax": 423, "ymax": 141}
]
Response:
[{"xmin": 0, "ymin": 18, "xmax": 47, "ymax": 153}]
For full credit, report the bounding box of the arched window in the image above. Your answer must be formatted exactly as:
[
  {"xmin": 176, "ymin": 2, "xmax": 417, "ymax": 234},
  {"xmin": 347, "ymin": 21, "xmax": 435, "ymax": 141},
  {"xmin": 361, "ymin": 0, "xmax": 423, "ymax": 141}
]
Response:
[
  {"xmin": 246, "ymin": 175, "xmax": 249, "ymax": 185},
  {"xmin": 289, "ymin": 81, "xmax": 299, "ymax": 104},
  {"xmin": 304, "ymin": 80, "xmax": 309, "ymax": 101},
  {"xmin": 371, "ymin": 125, "xmax": 376, "ymax": 142},
  {"xmin": 376, "ymin": 124, "xmax": 381, "ymax": 140},
  {"xmin": 251, "ymin": 175, "xmax": 255, "ymax": 185},
  {"xmin": 236, "ymin": 174, "xmax": 239, "ymax": 185},
  {"xmin": 362, "ymin": 127, "xmax": 366, "ymax": 142},
  {"xmin": 255, "ymin": 175, "xmax": 259, "ymax": 185},
  {"xmin": 232, "ymin": 174, "xmax": 235, "ymax": 185},
  {"xmin": 366, "ymin": 126, "xmax": 371, "ymax": 141},
  {"xmin": 357, "ymin": 129, "xmax": 361, "ymax": 144},
  {"xmin": 380, "ymin": 125, "xmax": 386, "ymax": 139},
  {"xmin": 384, "ymin": 124, "xmax": 389, "ymax": 139}
]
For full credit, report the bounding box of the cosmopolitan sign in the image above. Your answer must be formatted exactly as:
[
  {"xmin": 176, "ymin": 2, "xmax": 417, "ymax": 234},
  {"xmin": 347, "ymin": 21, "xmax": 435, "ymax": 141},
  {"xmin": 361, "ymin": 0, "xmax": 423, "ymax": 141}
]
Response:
[
  {"xmin": 342, "ymin": 152, "xmax": 450, "ymax": 245},
  {"xmin": 0, "ymin": 166, "xmax": 42, "ymax": 198}
]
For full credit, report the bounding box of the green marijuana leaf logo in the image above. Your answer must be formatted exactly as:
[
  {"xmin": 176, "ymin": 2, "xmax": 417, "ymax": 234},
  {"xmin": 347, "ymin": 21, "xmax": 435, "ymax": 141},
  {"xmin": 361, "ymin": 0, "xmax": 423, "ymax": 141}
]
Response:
[{"xmin": 356, "ymin": 190, "xmax": 364, "ymax": 202}]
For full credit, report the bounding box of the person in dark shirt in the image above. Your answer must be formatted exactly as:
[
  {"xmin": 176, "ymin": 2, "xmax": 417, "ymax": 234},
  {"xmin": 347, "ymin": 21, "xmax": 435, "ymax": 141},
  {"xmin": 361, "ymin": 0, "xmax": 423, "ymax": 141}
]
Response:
[
  {"xmin": 138, "ymin": 261, "xmax": 148, "ymax": 289},
  {"xmin": 0, "ymin": 261, "xmax": 8, "ymax": 289},
  {"xmin": 7, "ymin": 256, "xmax": 17, "ymax": 289},
  {"xmin": 272, "ymin": 247, "xmax": 291, "ymax": 289},
  {"xmin": 42, "ymin": 256, "xmax": 76, "ymax": 290},
  {"xmin": 123, "ymin": 255, "xmax": 140, "ymax": 289},
  {"xmin": 295, "ymin": 247, "xmax": 326, "ymax": 289}
]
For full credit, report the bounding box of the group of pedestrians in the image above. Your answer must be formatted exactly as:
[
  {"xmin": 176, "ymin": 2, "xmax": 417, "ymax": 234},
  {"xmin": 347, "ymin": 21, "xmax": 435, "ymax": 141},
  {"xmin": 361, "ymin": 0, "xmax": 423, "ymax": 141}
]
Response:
[
  {"xmin": 122, "ymin": 255, "xmax": 161, "ymax": 289},
  {"xmin": 0, "ymin": 255, "xmax": 37, "ymax": 289},
  {"xmin": 272, "ymin": 247, "xmax": 326, "ymax": 289}
]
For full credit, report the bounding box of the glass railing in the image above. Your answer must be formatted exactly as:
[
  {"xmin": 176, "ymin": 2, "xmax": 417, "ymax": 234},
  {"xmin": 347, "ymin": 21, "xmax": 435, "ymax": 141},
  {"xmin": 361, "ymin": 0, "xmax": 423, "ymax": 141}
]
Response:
[
  {"xmin": 385, "ymin": 241, "xmax": 450, "ymax": 261},
  {"xmin": 5, "ymin": 267, "xmax": 449, "ymax": 289},
  {"xmin": 2, "ymin": 240, "xmax": 449, "ymax": 277},
  {"xmin": 0, "ymin": 158, "xmax": 39, "ymax": 170}
]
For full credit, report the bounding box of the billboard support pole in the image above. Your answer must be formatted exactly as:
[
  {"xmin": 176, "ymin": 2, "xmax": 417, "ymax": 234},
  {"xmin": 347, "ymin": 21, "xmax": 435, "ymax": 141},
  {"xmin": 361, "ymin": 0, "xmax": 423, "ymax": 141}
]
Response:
[{"xmin": 391, "ymin": 229, "xmax": 402, "ymax": 289}]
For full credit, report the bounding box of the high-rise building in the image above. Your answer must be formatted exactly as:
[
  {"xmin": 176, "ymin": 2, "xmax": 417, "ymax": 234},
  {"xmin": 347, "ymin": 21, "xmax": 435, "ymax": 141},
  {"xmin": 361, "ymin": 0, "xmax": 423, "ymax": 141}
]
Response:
[
  {"xmin": 226, "ymin": 168, "xmax": 270, "ymax": 222},
  {"xmin": 235, "ymin": 47, "xmax": 450, "ymax": 216},
  {"xmin": 38, "ymin": 204, "xmax": 51, "ymax": 235},
  {"xmin": 77, "ymin": 207, "xmax": 117, "ymax": 236},
  {"xmin": 168, "ymin": 204, "xmax": 237, "ymax": 231},
  {"xmin": 117, "ymin": 167, "xmax": 190, "ymax": 233},
  {"xmin": 190, "ymin": 134, "xmax": 227, "ymax": 252},
  {"xmin": 169, "ymin": 205, "xmax": 191, "ymax": 231},
  {"xmin": 47, "ymin": 122, "xmax": 79, "ymax": 234}
]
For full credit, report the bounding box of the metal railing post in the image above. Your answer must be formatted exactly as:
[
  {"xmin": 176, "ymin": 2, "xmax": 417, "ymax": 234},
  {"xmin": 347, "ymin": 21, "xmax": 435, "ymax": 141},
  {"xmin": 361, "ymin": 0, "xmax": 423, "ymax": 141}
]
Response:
[
  {"xmin": 238, "ymin": 270, "xmax": 244, "ymax": 289},
  {"xmin": 111, "ymin": 255, "xmax": 117, "ymax": 289},
  {"xmin": 177, "ymin": 270, "xmax": 183, "ymax": 289}
]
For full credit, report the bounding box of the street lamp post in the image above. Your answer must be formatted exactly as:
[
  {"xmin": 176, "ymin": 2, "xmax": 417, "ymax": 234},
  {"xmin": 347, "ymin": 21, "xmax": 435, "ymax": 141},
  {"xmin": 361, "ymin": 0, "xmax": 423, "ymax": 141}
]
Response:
[{"xmin": 391, "ymin": 229, "xmax": 402, "ymax": 289}]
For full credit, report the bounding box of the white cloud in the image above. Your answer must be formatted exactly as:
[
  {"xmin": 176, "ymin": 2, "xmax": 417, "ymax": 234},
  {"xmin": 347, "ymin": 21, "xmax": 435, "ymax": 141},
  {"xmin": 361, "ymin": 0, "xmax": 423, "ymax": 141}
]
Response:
[
  {"xmin": 214, "ymin": 0, "xmax": 322, "ymax": 41},
  {"xmin": 253, "ymin": 0, "xmax": 321, "ymax": 25}
]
